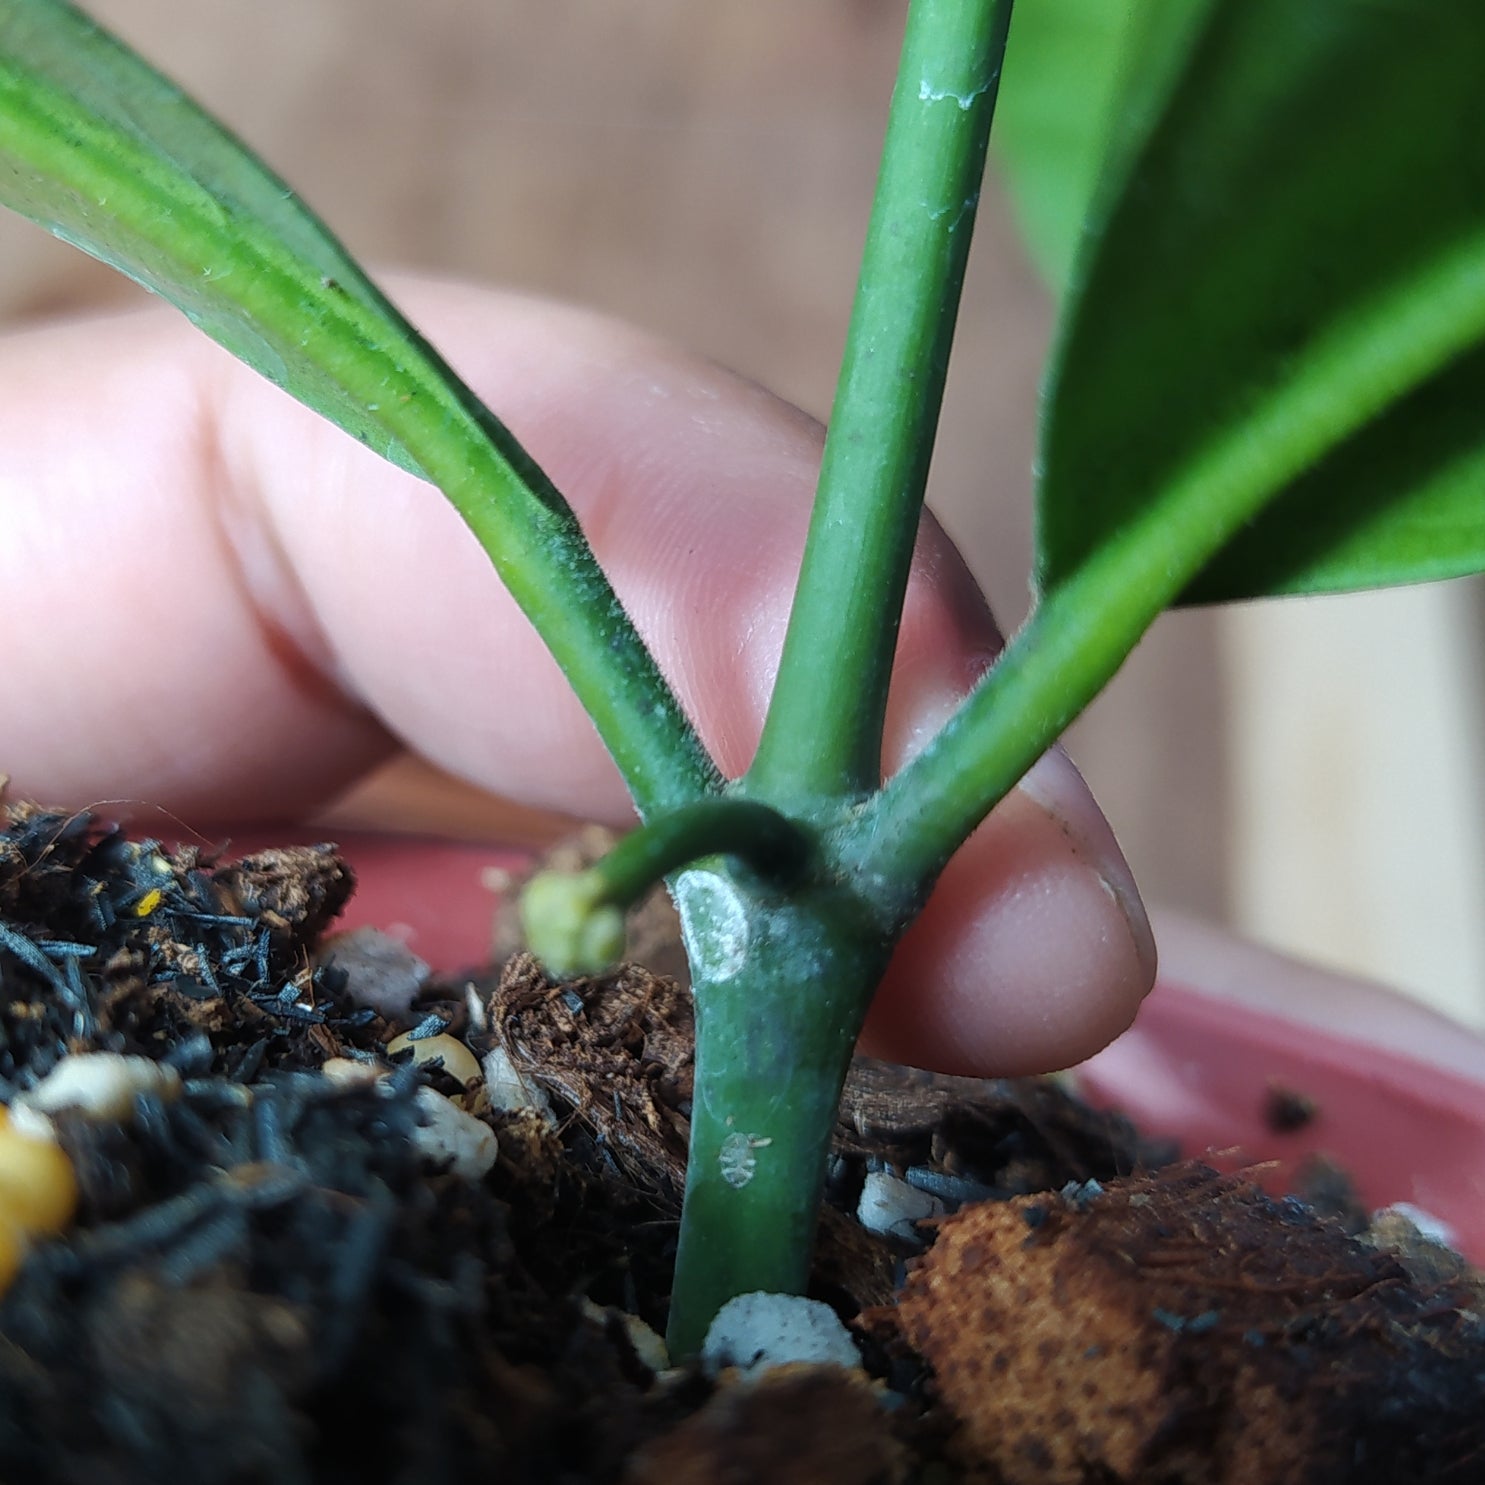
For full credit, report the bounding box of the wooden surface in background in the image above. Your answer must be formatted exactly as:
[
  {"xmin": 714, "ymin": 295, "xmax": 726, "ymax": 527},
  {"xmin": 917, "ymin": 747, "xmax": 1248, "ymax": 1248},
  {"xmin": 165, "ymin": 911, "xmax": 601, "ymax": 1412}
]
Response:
[{"xmin": 0, "ymin": 0, "xmax": 1230, "ymax": 921}]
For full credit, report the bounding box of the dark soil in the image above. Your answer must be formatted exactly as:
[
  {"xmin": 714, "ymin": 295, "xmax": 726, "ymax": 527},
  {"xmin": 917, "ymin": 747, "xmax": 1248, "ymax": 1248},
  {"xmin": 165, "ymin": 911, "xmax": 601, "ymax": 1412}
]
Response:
[{"xmin": 0, "ymin": 800, "xmax": 1480, "ymax": 1483}]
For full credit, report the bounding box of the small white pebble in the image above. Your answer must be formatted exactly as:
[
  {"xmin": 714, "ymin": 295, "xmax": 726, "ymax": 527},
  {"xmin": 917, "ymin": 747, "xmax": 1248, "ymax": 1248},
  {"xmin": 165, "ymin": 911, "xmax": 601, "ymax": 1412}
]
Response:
[
  {"xmin": 858, "ymin": 1169, "xmax": 945, "ymax": 1242},
  {"xmin": 386, "ymin": 1031, "xmax": 482, "ymax": 1089},
  {"xmin": 481, "ymin": 1044, "xmax": 555, "ymax": 1124},
  {"xmin": 410, "ymin": 1087, "xmax": 498, "ymax": 1180},
  {"xmin": 322, "ymin": 927, "xmax": 430, "ymax": 1018},
  {"xmin": 20, "ymin": 1054, "xmax": 180, "ymax": 1122},
  {"xmin": 700, "ymin": 1291, "xmax": 861, "ymax": 1379}
]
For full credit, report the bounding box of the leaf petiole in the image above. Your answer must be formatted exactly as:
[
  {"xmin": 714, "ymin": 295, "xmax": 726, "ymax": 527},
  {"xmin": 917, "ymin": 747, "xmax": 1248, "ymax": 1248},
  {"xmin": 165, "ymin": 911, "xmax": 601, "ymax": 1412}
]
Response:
[{"xmin": 746, "ymin": 0, "xmax": 1014, "ymax": 805}]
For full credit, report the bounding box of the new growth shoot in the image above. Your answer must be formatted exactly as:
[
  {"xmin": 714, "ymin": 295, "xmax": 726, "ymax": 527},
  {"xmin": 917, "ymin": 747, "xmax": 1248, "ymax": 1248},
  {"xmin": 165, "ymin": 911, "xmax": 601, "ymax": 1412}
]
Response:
[{"xmin": 522, "ymin": 799, "xmax": 810, "ymax": 977}]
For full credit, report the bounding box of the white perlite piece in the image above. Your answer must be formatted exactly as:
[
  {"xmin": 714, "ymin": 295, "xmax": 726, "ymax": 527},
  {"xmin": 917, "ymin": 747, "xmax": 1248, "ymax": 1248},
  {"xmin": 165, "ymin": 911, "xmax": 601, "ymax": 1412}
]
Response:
[
  {"xmin": 700, "ymin": 1291, "xmax": 861, "ymax": 1379},
  {"xmin": 858, "ymin": 1169, "xmax": 946, "ymax": 1243},
  {"xmin": 465, "ymin": 983, "xmax": 487, "ymax": 1035},
  {"xmin": 481, "ymin": 1045, "xmax": 556, "ymax": 1125},
  {"xmin": 19, "ymin": 1053, "xmax": 180, "ymax": 1122},
  {"xmin": 411, "ymin": 1087, "xmax": 498, "ymax": 1180}
]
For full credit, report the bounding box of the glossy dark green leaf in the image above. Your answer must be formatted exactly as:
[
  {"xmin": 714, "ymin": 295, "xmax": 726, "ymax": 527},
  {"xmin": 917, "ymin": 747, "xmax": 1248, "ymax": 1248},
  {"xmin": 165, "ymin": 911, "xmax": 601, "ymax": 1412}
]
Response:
[
  {"xmin": 993, "ymin": 0, "xmax": 1210, "ymax": 296},
  {"xmin": 1035, "ymin": 0, "xmax": 1485, "ymax": 605}
]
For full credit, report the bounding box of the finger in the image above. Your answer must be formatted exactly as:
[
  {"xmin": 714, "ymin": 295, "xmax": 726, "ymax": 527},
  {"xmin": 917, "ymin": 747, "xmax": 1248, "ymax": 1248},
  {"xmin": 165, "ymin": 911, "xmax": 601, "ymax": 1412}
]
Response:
[
  {"xmin": 0, "ymin": 278, "xmax": 1152, "ymax": 1072},
  {"xmin": 862, "ymin": 746, "xmax": 1158, "ymax": 1076},
  {"xmin": 1, "ymin": 303, "xmax": 390, "ymax": 822}
]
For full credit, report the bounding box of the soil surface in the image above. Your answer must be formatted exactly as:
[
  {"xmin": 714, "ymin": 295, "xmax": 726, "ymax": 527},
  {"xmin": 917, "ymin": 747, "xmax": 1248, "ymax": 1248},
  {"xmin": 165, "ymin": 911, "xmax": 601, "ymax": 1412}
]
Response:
[{"xmin": 0, "ymin": 801, "xmax": 1480, "ymax": 1483}]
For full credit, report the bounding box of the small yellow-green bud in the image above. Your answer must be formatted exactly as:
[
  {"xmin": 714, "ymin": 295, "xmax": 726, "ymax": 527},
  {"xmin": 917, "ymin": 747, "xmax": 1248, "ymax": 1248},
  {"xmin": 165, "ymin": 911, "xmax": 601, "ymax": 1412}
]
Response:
[{"xmin": 520, "ymin": 870, "xmax": 627, "ymax": 977}]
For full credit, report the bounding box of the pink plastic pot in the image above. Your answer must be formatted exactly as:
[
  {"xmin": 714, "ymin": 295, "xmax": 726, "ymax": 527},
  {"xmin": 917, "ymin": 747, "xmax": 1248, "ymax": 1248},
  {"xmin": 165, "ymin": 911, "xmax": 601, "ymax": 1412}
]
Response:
[
  {"xmin": 1077, "ymin": 985, "xmax": 1485, "ymax": 1264},
  {"xmin": 291, "ymin": 831, "xmax": 1485, "ymax": 1266}
]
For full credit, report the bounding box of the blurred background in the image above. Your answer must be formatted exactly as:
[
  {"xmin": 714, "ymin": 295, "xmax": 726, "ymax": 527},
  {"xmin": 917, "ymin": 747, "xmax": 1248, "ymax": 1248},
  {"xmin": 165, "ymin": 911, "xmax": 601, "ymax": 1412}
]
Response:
[{"xmin": 3, "ymin": 0, "xmax": 1481, "ymax": 1029}]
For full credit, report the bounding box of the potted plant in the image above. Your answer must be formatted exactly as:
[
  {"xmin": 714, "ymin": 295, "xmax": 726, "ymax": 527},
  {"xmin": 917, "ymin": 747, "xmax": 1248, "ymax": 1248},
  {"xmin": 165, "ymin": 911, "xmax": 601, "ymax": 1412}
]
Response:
[{"xmin": 0, "ymin": 0, "xmax": 1483, "ymax": 1478}]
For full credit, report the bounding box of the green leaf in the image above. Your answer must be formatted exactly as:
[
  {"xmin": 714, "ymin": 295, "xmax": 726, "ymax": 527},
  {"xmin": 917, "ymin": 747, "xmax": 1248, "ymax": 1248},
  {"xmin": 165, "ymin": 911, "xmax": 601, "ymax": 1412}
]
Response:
[
  {"xmin": 1035, "ymin": 0, "xmax": 1485, "ymax": 606},
  {"xmin": 993, "ymin": 0, "xmax": 1211, "ymax": 296},
  {"xmin": 0, "ymin": 0, "xmax": 718, "ymax": 814}
]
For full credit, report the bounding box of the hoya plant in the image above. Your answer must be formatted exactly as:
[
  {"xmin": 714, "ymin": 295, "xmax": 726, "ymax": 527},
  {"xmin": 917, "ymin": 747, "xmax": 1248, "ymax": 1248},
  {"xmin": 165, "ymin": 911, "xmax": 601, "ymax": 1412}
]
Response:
[{"xmin": 3, "ymin": 0, "xmax": 1484, "ymax": 1357}]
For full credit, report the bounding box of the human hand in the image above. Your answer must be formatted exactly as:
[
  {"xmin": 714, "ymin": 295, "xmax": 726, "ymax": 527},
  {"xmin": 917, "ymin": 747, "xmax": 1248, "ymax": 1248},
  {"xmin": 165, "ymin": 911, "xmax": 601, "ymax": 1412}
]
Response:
[{"xmin": 0, "ymin": 277, "xmax": 1155, "ymax": 1078}]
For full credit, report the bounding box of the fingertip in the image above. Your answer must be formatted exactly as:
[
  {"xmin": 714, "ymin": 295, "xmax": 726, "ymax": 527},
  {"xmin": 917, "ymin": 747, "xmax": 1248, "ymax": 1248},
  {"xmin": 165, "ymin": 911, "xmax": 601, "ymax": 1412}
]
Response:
[
  {"xmin": 861, "ymin": 765, "xmax": 1156, "ymax": 1077},
  {"xmin": 1016, "ymin": 746, "xmax": 1158, "ymax": 987}
]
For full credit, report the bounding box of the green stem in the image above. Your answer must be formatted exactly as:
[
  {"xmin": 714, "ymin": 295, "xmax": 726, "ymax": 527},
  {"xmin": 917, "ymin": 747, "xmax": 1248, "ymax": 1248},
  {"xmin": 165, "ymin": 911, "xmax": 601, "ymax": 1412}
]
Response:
[
  {"xmin": 667, "ymin": 0, "xmax": 1014, "ymax": 1357},
  {"xmin": 838, "ymin": 544, "xmax": 1170, "ymax": 912},
  {"xmin": 746, "ymin": 0, "xmax": 1014, "ymax": 804},
  {"xmin": 593, "ymin": 799, "xmax": 812, "ymax": 905},
  {"xmin": 665, "ymin": 872, "xmax": 891, "ymax": 1358}
]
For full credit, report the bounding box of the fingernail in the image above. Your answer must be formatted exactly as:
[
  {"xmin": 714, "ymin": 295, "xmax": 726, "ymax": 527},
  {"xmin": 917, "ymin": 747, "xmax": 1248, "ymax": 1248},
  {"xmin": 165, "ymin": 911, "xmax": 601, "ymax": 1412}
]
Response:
[{"xmin": 1017, "ymin": 746, "xmax": 1158, "ymax": 987}]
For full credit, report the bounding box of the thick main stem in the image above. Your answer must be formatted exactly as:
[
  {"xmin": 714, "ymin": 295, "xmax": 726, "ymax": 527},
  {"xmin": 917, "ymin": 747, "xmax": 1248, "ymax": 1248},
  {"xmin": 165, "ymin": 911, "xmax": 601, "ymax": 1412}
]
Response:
[
  {"xmin": 747, "ymin": 0, "xmax": 1014, "ymax": 803},
  {"xmin": 665, "ymin": 870, "xmax": 891, "ymax": 1359},
  {"xmin": 667, "ymin": 0, "xmax": 1014, "ymax": 1357}
]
